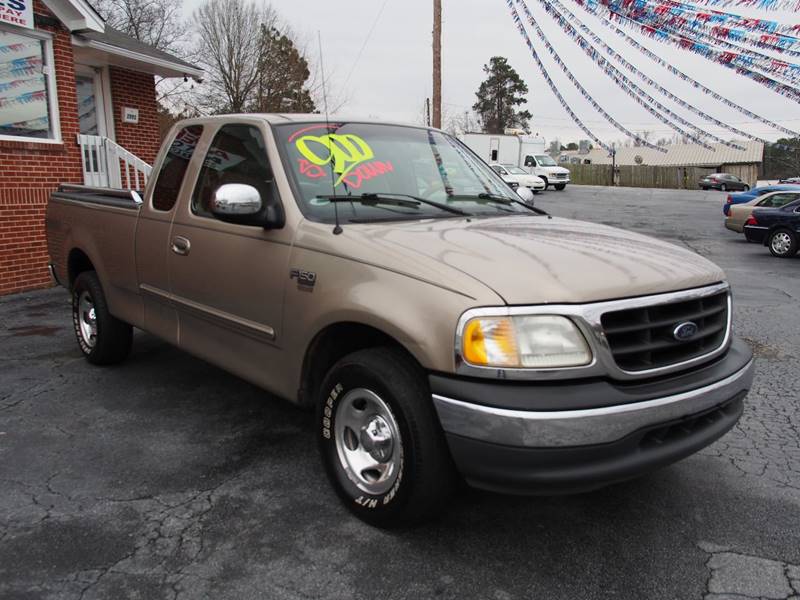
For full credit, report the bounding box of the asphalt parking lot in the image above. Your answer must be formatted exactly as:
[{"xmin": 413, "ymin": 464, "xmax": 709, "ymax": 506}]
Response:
[{"xmin": 2, "ymin": 184, "xmax": 800, "ymax": 600}]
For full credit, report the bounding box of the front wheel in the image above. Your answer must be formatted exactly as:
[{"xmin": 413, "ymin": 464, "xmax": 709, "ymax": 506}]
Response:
[
  {"xmin": 72, "ymin": 271, "xmax": 133, "ymax": 365},
  {"xmin": 555, "ymin": 184, "xmax": 567, "ymax": 191},
  {"xmin": 743, "ymin": 185, "xmax": 750, "ymax": 191},
  {"xmin": 768, "ymin": 229, "xmax": 798, "ymax": 258},
  {"xmin": 720, "ymin": 184, "xmax": 728, "ymax": 192},
  {"xmin": 317, "ymin": 347, "xmax": 456, "ymax": 527},
  {"xmin": 540, "ymin": 177, "xmax": 549, "ymax": 189}
]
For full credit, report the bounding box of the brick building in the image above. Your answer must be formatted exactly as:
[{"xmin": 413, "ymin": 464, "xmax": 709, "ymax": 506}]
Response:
[{"xmin": 1, "ymin": 0, "xmax": 201, "ymax": 294}]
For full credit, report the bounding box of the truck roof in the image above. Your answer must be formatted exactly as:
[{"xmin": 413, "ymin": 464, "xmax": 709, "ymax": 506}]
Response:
[{"xmin": 173, "ymin": 113, "xmax": 434, "ymax": 130}]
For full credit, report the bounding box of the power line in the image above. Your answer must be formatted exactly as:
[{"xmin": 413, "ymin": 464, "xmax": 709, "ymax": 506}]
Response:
[{"xmin": 342, "ymin": 0, "xmax": 392, "ymax": 89}]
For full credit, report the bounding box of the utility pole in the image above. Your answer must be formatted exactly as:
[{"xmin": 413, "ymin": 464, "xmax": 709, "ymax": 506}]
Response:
[{"xmin": 432, "ymin": 0, "xmax": 442, "ymax": 129}]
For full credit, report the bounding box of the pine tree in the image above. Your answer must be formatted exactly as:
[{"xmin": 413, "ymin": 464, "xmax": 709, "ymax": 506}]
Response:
[
  {"xmin": 472, "ymin": 57, "xmax": 532, "ymax": 134},
  {"xmin": 250, "ymin": 25, "xmax": 316, "ymax": 114}
]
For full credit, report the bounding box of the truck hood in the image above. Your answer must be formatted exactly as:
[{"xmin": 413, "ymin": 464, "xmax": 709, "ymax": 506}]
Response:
[{"xmin": 299, "ymin": 216, "xmax": 725, "ymax": 305}]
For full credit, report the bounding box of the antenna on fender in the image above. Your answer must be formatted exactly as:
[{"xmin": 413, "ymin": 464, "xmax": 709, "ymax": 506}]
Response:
[{"xmin": 318, "ymin": 31, "xmax": 343, "ymax": 235}]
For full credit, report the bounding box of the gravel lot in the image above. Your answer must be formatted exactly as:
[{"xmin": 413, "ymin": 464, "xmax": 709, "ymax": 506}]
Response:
[{"xmin": 2, "ymin": 185, "xmax": 799, "ymax": 600}]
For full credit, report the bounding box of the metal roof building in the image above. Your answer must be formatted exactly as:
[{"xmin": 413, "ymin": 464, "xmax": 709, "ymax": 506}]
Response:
[{"xmin": 564, "ymin": 141, "xmax": 764, "ymax": 167}]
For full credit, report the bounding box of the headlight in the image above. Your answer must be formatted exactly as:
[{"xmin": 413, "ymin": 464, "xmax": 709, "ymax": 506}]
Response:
[{"xmin": 461, "ymin": 315, "xmax": 592, "ymax": 369}]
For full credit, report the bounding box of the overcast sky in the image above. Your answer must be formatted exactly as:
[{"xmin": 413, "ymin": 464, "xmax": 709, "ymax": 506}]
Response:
[{"xmin": 182, "ymin": 0, "xmax": 800, "ymax": 147}]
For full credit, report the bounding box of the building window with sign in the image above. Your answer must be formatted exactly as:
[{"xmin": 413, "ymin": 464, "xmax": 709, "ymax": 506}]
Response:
[{"xmin": 0, "ymin": 25, "xmax": 60, "ymax": 142}]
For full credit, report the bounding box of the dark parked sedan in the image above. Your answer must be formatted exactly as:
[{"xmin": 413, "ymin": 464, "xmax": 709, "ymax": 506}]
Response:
[
  {"xmin": 700, "ymin": 173, "xmax": 750, "ymax": 192},
  {"xmin": 743, "ymin": 198, "xmax": 800, "ymax": 257}
]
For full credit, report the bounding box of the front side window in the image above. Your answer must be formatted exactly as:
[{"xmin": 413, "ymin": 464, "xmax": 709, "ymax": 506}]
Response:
[
  {"xmin": 152, "ymin": 125, "xmax": 203, "ymax": 211},
  {"xmin": 0, "ymin": 27, "xmax": 56, "ymax": 140},
  {"xmin": 274, "ymin": 122, "xmax": 527, "ymax": 223},
  {"xmin": 192, "ymin": 124, "xmax": 274, "ymax": 219}
]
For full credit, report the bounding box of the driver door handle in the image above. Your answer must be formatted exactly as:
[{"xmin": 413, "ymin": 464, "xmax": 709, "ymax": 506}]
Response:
[{"xmin": 171, "ymin": 236, "xmax": 191, "ymax": 256}]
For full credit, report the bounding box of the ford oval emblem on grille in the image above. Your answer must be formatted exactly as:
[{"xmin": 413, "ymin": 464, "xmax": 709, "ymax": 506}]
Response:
[{"xmin": 673, "ymin": 321, "xmax": 699, "ymax": 342}]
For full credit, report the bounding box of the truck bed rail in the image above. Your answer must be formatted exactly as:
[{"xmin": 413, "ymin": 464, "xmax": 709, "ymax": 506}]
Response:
[{"xmin": 51, "ymin": 184, "xmax": 143, "ymax": 210}]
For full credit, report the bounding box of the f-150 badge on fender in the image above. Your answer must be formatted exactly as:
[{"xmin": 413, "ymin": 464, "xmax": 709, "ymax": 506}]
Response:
[{"xmin": 290, "ymin": 268, "xmax": 317, "ymax": 290}]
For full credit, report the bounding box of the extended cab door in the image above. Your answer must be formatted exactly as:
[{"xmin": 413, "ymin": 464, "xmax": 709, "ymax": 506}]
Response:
[
  {"xmin": 167, "ymin": 122, "xmax": 293, "ymax": 392},
  {"xmin": 136, "ymin": 124, "xmax": 206, "ymax": 345}
]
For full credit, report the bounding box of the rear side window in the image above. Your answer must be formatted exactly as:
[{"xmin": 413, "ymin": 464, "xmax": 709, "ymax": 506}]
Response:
[
  {"xmin": 152, "ymin": 125, "xmax": 204, "ymax": 211},
  {"xmin": 192, "ymin": 124, "xmax": 273, "ymax": 219}
]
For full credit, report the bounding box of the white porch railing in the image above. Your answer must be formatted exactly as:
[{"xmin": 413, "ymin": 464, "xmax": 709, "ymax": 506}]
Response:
[{"xmin": 77, "ymin": 134, "xmax": 153, "ymax": 190}]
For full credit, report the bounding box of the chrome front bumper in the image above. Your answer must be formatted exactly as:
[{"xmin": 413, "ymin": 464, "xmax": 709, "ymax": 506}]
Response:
[{"xmin": 433, "ymin": 359, "xmax": 754, "ymax": 449}]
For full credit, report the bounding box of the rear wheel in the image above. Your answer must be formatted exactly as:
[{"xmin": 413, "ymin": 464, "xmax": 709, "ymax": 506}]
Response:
[
  {"xmin": 768, "ymin": 229, "xmax": 798, "ymax": 258},
  {"xmin": 72, "ymin": 271, "xmax": 133, "ymax": 365},
  {"xmin": 743, "ymin": 185, "xmax": 750, "ymax": 191},
  {"xmin": 317, "ymin": 347, "xmax": 456, "ymax": 527},
  {"xmin": 720, "ymin": 184, "xmax": 728, "ymax": 192}
]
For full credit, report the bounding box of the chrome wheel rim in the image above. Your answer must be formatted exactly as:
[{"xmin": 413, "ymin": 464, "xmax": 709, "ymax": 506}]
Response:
[
  {"xmin": 334, "ymin": 388, "xmax": 402, "ymax": 496},
  {"xmin": 77, "ymin": 291, "xmax": 97, "ymax": 348},
  {"xmin": 771, "ymin": 232, "xmax": 792, "ymax": 255}
]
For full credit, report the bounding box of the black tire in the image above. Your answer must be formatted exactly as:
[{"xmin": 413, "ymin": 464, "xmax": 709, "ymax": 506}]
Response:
[
  {"xmin": 72, "ymin": 271, "xmax": 133, "ymax": 365},
  {"xmin": 768, "ymin": 229, "xmax": 798, "ymax": 258},
  {"xmin": 555, "ymin": 184, "xmax": 567, "ymax": 191},
  {"xmin": 743, "ymin": 185, "xmax": 750, "ymax": 191},
  {"xmin": 720, "ymin": 184, "xmax": 727, "ymax": 192},
  {"xmin": 317, "ymin": 347, "xmax": 457, "ymax": 527},
  {"xmin": 540, "ymin": 176, "xmax": 549, "ymax": 189}
]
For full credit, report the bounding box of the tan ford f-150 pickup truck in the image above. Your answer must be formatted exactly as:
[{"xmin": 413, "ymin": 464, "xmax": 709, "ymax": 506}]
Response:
[{"xmin": 46, "ymin": 115, "xmax": 755, "ymax": 527}]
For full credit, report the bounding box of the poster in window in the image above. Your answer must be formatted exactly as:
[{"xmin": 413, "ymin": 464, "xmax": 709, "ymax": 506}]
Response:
[{"xmin": 0, "ymin": 0, "xmax": 34, "ymax": 30}]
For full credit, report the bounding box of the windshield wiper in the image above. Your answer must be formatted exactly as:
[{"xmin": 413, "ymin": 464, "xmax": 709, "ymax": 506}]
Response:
[
  {"xmin": 317, "ymin": 193, "xmax": 472, "ymax": 217},
  {"xmin": 469, "ymin": 193, "xmax": 551, "ymax": 217}
]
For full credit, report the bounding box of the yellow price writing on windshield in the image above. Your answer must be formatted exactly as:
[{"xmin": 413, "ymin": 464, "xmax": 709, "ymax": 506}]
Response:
[{"xmin": 295, "ymin": 134, "xmax": 375, "ymax": 186}]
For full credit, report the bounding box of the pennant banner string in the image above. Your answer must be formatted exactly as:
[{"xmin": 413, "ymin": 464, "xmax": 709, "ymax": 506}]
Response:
[
  {"xmin": 580, "ymin": 0, "xmax": 800, "ymax": 83},
  {"xmin": 546, "ymin": 0, "xmax": 769, "ymax": 143},
  {"xmin": 584, "ymin": 5, "xmax": 800, "ymax": 136},
  {"xmin": 513, "ymin": 1, "xmax": 667, "ymax": 150},
  {"xmin": 678, "ymin": 0, "xmax": 800, "ymax": 13},
  {"xmin": 519, "ymin": 0, "xmax": 728, "ymax": 149},
  {"xmin": 506, "ymin": 0, "xmax": 614, "ymax": 152},
  {"xmin": 594, "ymin": 0, "xmax": 800, "ymax": 55},
  {"xmin": 572, "ymin": 0, "xmax": 800, "ymax": 103},
  {"xmin": 625, "ymin": 3, "xmax": 800, "ymax": 75},
  {"xmin": 649, "ymin": 0, "xmax": 800, "ymax": 38}
]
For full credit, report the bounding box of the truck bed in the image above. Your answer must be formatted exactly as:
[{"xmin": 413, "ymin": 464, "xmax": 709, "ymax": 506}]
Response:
[{"xmin": 46, "ymin": 184, "xmax": 144, "ymax": 321}]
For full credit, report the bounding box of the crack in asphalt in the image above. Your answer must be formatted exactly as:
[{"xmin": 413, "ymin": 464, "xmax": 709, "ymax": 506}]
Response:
[{"xmin": 699, "ymin": 542, "xmax": 800, "ymax": 600}]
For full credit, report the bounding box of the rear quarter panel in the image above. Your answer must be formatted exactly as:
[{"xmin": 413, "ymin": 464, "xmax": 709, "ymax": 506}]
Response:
[{"xmin": 46, "ymin": 197, "xmax": 143, "ymax": 327}]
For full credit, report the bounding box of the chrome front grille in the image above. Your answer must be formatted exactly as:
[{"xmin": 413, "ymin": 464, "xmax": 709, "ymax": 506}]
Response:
[{"xmin": 601, "ymin": 290, "xmax": 729, "ymax": 372}]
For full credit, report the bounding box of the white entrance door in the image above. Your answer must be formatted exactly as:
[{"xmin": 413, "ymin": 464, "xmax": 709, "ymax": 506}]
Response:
[{"xmin": 75, "ymin": 67, "xmax": 110, "ymax": 186}]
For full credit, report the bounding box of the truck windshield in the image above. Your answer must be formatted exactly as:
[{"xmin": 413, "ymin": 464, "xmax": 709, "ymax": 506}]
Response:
[
  {"xmin": 273, "ymin": 122, "xmax": 527, "ymax": 222},
  {"xmin": 536, "ymin": 155, "xmax": 557, "ymax": 167}
]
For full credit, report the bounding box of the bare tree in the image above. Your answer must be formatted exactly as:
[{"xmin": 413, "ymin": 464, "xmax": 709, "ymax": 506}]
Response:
[
  {"xmin": 94, "ymin": 0, "xmax": 188, "ymax": 54},
  {"xmin": 193, "ymin": 0, "xmax": 278, "ymax": 113}
]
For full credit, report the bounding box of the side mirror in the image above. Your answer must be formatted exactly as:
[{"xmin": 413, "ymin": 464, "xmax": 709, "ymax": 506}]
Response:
[
  {"xmin": 211, "ymin": 183, "xmax": 284, "ymax": 229},
  {"xmin": 212, "ymin": 183, "xmax": 262, "ymax": 216},
  {"xmin": 517, "ymin": 187, "xmax": 535, "ymax": 205}
]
